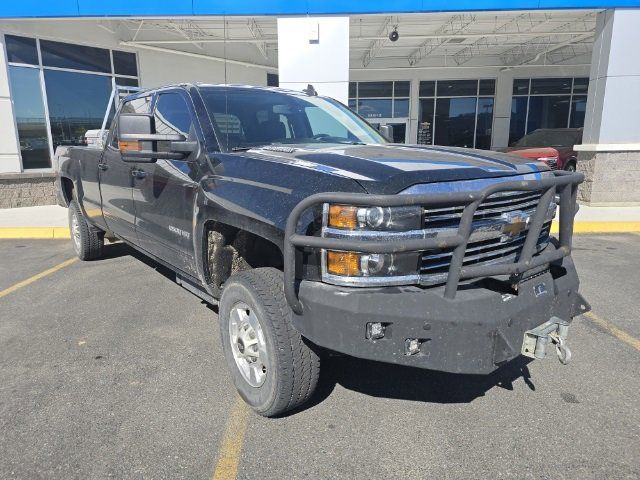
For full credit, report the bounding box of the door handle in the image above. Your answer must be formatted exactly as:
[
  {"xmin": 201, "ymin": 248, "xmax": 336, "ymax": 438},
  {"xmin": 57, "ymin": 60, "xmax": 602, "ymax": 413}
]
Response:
[
  {"xmin": 98, "ymin": 163, "xmax": 108, "ymax": 171},
  {"xmin": 131, "ymin": 168, "xmax": 148, "ymax": 179}
]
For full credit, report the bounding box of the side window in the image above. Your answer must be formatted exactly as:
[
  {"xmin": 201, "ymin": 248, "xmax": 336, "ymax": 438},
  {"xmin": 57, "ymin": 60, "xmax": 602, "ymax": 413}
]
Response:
[
  {"xmin": 154, "ymin": 92, "xmax": 193, "ymax": 137},
  {"xmin": 120, "ymin": 97, "xmax": 152, "ymax": 114},
  {"xmin": 110, "ymin": 97, "xmax": 152, "ymax": 148}
]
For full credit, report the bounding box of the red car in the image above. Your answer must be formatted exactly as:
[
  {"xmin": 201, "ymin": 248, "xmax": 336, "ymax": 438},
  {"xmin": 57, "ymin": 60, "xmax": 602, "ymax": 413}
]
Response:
[{"xmin": 503, "ymin": 128, "xmax": 582, "ymax": 171}]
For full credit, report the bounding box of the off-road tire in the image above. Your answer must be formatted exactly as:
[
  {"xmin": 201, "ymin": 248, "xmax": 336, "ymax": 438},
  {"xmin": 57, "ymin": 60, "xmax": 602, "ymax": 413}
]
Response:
[
  {"xmin": 68, "ymin": 200, "xmax": 103, "ymax": 260},
  {"xmin": 219, "ymin": 267, "xmax": 320, "ymax": 417}
]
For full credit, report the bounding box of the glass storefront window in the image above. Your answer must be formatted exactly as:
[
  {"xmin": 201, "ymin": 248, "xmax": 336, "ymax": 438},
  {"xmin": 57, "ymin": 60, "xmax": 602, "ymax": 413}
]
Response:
[
  {"xmin": 112, "ymin": 51, "xmax": 138, "ymax": 77},
  {"xmin": 6, "ymin": 35, "xmax": 39, "ymax": 65},
  {"xmin": 434, "ymin": 97, "xmax": 477, "ymax": 148},
  {"xmin": 476, "ymin": 98, "xmax": 494, "ymax": 150},
  {"xmin": 570, "ymin": 95, "xmax": 587, "ymax": 128},
  {"xmin": 44, "ymin": 70, "xmax": 113, "ymax": 150},
  {"xmin": 348, "ymin": 81, "xmax": 410, "ymax": 119},
  {"xmin": 509, "ymin": 77, "xmax": 589, "ymax": 144},
  {"xmin": 526, "ymin": 96, "xmax": 571, "ymax": 132},
  {"xmin": 530, "ymin": 77, "xmax": 572, "ymax": 95},
  {"xmin": 356, "ymin": 98, "xmax": 392, "ymax": 119},
  {"xmin": 436, "ymin": 80, "xmax": 478, "ymax": 97},
  {"xmin": 513, "ymin": 79, "xmax": 530, "ymax": 95},
  {"xmin": 417, "ymin": 98, "xmax": 434, "ymax": 145},
  {"xmin": 8, "ymin": 66, "xmax": 51, "ymax": 169},
  {"xmin": 418, "ymin": 79, "xmax": 495, "ymax": 149},
  {"xmin": 509, "ymin": 97, "xmax": 528, "ymax": 145},
  {"xmin": 5, "ymin": 34, "xmax": 140, "ymax": 170},
  {"xmin": 40, "ymin": 39, "xmax": 111, "ymax": 73}
]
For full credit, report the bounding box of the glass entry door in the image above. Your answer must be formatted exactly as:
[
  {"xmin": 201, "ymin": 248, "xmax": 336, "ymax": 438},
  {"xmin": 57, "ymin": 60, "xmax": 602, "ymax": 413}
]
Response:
[{"xmin": 370, "ymin": 118, "xmax": 409, "ymax": 144}]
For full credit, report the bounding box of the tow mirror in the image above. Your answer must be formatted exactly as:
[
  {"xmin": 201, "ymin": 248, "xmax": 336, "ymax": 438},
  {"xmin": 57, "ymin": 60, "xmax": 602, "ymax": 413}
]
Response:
[
  {"xmin": 117, "ymin": 113, "xmax": 198, "ymax": 162},
  {"xmin": 379, "ymin": 125, "xmax": 394, "ymax": 142}
]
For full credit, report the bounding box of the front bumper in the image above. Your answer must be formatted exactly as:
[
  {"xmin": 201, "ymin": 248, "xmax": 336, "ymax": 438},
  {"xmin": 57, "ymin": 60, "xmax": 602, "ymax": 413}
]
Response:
[{"xmin": 292, "ymin": 256, "xmax": 588, "ymax": 374}]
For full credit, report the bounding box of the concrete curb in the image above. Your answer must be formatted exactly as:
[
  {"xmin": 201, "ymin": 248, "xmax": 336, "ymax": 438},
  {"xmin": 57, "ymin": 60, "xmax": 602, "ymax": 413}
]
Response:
[{"xmin": 2, "ymin": 222, "xmax": 640, "ymax": 239}]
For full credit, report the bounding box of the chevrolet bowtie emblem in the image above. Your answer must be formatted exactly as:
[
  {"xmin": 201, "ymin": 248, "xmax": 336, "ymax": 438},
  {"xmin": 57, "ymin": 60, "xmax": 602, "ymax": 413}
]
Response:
[{"xmin": 500, "ymin": 211, "xmax": 530, "ymax": 238}]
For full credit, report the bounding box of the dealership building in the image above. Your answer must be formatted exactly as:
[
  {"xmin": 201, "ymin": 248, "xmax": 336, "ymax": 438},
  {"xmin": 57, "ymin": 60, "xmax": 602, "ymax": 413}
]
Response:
[{"xmin": 0, "ymin": 2, "xmax": 639, "ymax": 206}]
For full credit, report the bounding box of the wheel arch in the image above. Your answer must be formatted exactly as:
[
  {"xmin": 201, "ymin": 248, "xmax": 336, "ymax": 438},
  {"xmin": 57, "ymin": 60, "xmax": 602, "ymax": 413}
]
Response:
[{"xmin": 194, "ymin": 204, "xmax": 285, "ymax": 299}]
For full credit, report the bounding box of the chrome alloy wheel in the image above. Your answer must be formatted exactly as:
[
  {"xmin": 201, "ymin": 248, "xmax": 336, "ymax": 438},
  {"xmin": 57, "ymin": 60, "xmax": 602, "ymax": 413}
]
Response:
[
  {"xmin": 71, "ymin": 210, "xmax": 81, "ymax": 253},
  {"xmin": 228, "ymin": 302, "xmax": 268, "ymax": 387}
]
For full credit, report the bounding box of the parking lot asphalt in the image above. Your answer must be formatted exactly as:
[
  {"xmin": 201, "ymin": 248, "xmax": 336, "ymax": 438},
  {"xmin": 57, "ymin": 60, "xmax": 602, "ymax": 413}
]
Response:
[{"xmin": 0, "ymin": 235, "xmax": 639, "ymax": 480}]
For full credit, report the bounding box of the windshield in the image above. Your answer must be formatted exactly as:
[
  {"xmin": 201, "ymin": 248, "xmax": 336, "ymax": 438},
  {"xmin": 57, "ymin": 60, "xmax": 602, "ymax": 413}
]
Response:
[
  {"xmin": 199, "ymin": 87, "xmax": 386, "ymax": 151},
  {"xmin": 513, "ymin": 129, "xmax": 581, "ymax": 148}
]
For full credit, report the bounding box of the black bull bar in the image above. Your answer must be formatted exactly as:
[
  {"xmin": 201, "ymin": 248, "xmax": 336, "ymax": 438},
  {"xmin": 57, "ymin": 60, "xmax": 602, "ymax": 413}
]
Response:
[{"xmin": 284, "ymin": 170, "xmax": 584, "ymax": 315}]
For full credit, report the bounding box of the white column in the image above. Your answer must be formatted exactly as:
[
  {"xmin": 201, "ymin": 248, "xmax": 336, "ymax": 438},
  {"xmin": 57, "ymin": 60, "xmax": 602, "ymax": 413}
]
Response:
[
  {"xmin": 577, "ymin": 9, "xmax": 640, "ymax": 205},
  {"xmin": 0, "ymin": 32, "xmax": 22, "ymax": 173},
  {"xmin": 277, "ymin": 17, "xmax": 349, "ymax": 104},
  {"xmin": 490, "ymin": 70, "xmax": 514, "ymax": 150}
]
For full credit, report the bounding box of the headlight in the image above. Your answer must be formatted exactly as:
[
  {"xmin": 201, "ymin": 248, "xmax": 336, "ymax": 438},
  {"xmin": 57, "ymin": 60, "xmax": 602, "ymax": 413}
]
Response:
[
  {"xmin": 325, "ymin": 251, "xmax": 419, "ymax": 278},
  {"xmin": 322, "ymin": 203, "xmax": 422, "ymax": 287},
  {"xmin": 327, "ymin": 204, "xmax": 422, "ymax": 231}
]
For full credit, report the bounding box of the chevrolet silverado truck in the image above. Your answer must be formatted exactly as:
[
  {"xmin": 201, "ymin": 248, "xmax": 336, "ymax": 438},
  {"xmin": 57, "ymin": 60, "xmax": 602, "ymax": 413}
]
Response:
[{"xmin": 56, "ymin": 84, "xmax": 589, "ymax": 417}]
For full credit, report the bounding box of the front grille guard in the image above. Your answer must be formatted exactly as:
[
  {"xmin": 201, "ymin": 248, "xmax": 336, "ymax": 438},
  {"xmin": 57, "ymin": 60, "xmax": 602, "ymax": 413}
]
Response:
[{"xmin": 284, "ymin": 170, "xmax": 584, "ymax": 315}]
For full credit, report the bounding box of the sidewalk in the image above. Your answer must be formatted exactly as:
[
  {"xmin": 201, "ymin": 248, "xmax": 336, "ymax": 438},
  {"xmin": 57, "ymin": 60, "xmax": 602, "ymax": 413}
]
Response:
[{"xmin": 1, "ymin": 203, "xmax": 640, "ymax": 239}]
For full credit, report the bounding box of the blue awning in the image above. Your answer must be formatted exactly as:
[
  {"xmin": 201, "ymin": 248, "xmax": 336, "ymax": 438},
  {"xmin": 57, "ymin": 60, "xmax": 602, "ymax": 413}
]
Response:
[{"xmin": 1, "ymin": 0, "xmax": 639, "ymax": 18}]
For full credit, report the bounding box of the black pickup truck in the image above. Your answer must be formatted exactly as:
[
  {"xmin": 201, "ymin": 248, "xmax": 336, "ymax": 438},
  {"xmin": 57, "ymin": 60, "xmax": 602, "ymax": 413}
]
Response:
[{"xmin": 56, "ymin": 84, "xmax": 589, "ymax": 417}]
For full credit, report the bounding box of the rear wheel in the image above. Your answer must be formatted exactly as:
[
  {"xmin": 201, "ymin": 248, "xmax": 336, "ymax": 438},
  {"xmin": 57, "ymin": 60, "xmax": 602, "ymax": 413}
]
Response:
[
  {"xmin": 68, "ymin": 200, "xmax": 103, "ymax": 260},
  {"xmin": 219, "ymin": 268, "xmax": 320, "ymax": 417}
]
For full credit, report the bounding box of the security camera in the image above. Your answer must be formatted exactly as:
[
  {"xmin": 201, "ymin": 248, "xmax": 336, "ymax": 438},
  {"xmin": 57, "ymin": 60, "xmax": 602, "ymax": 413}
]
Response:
[{"xmin": 389, "ymin": 28, "xmax": 399, "ymax": 42}]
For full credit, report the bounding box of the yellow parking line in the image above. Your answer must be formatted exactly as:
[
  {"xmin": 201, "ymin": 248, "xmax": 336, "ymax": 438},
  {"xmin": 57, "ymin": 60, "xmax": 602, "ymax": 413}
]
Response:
[
  {"xmin": 583, "ymin": 311, "xmax": 640, "ymax": 352},
  {"xmin": 0, "ymin": 227, "xmax": 70, "ymax": 239},
  {"xmin": 212, "ymin": 396, "xmax": 249, "ymax": 480},
  {"xmin": 0, "ymin": 257, "xmax": 78, "ymax": 299},
  {"xmin": 550, "ymin": 221, "xmax": 640, "ymax": 234}
]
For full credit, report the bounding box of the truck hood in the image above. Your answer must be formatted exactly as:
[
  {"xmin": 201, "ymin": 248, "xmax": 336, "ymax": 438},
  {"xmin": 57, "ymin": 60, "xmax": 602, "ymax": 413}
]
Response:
[{"xmin": 242, "ymin": 143, "xmax": 546, "ymax": 194}]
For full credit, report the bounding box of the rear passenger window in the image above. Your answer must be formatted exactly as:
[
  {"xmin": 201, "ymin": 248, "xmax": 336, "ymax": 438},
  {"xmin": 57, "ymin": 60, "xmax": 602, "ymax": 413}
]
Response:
[{"xmin": 154, "ymin": 92, "xmax": 193, "ymax": 136}]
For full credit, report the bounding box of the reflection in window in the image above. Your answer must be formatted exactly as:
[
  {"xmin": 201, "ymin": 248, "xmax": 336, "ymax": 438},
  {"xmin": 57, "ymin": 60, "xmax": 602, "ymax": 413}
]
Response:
[
  {"xmin": 112, "ymin": 51, "xmax": 138, "ymax": 77},
  {"xmin": 509, "ymin": 97, "xmax": 528, "ymax": 145},
  {"xmin": 418, "ymin": 79, "xmax": 495, "ymax": 149},
  {"xmin": 357, "ymin": 99, "xmax": 392, "ymax": 118},
  {"xmin": 417, "ymin": 98, "xmax": 434, "ymax": 145},
  {"xmin": 6, "ymin": 35, "xmax": 39, "ymax": 65},
  {"xmin": 348, "ymin": 81, "xmax": 410, "ymax": 120},
  {"xmin": 526, "ymin": 96, "xmax": 571, "ymax": 133},
  {"xmin": 476, "ymin": 98, "xmax": 494, "ymax": 150},
  {"xmin": 44, "ymin": 70, "xmax": 112, "ymax": 150},
  {"xmin": 435, "ymin": 97, "xmax": 477, "ymax": 148},
  {"xmin": 154, "ymin": 93, "xmax": 193, "ymax": 136},
  {"xmin": 8, "ymin": 66, "xmax": 51, "ymax": 169},
  {"xmin": 570, "ymin": 95, "xmax": 587, "ymax": 128},
  {"xmin": 40, "ymin": 39, "xmax": 111, "ymax": 73},
  {"xmin": 509, "ymin": 77, "xmax": 588, "ymax": 144}
]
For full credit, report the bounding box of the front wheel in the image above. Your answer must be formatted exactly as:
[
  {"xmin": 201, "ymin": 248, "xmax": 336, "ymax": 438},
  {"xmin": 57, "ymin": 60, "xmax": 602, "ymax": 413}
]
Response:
[
  {"xmin": 219, "ymin": 268, "xmax": 320, "ymax": 417},
  {"xmin": 565, "ymin": 162, "xmax": 577, "ymax": 172},
  {"xmin": 68, "ymin": 200, "xmax": 103, "ymax": 260}
]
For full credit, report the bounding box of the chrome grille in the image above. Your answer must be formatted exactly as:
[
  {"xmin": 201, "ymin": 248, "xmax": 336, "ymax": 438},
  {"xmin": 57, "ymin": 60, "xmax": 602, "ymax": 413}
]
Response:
[{"xmin": 420, "ymin": 190, "xmax": 553, "ymax": 285}]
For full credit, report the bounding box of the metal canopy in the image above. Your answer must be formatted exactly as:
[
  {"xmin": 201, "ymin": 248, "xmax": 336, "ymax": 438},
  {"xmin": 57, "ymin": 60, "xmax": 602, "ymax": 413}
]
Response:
[{"xmin": 1, "ymin": 10, "xmax": 599, "ymax": 71}]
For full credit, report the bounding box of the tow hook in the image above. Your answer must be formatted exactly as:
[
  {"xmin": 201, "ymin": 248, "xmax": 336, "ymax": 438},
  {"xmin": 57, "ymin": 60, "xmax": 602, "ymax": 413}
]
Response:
[{"xmin": 521, "ymin": 317, "xmax": 571, "ymax": 365}]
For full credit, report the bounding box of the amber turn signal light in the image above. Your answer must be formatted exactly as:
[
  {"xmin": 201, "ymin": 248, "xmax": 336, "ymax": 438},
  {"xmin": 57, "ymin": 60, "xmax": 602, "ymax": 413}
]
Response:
[
  {"xmin": 326, "ymin": 251, "xmax": 361, "ymax": 276},
  {"xmin": 118, "ymin": 140, "xmax": 140, "ymax": 152},
  {"xmin": 328, "ymin": 205, "xmax": 358, "ymax": 229}
]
